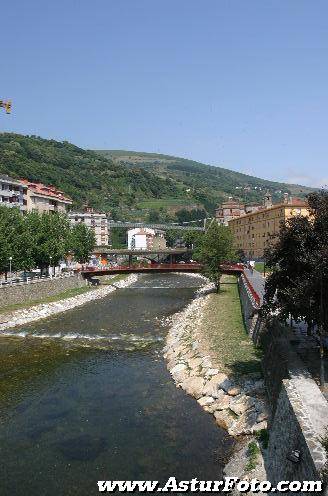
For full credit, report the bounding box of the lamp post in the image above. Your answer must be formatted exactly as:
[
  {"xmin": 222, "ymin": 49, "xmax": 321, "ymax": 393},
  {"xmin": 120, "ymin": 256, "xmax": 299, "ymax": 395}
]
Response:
[
  {"xmin": 49, "ymin": 256, "xmax": 52, "ymax": 278},
  {"xmin": 9, "ymin": 256, "xmax": 12, "ymax": 283}
]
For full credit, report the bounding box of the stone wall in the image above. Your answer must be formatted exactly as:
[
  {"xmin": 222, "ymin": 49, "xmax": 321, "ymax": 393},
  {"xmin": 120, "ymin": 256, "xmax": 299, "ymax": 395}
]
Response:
[
  {"xmin": 238, "ymin": 275, "xmax": 328, "ymax": 490},
  {"xmin": 0, "ymin": 274, "xmax": 86, "ymax": 309},
  {"xmin": 266, "ymin": 377, "xmax": 328, "ymax": 492}
]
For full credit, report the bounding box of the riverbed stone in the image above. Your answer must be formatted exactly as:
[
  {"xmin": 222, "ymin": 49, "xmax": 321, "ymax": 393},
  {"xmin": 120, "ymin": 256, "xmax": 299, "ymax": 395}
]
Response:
[
  {"xmin": 205, "ymin": 368, "xmax": 219, "ymax": 378},
  {"xmin": 171, "ymin": 363, "xmax": 189, "ymax": 383},
  {"xmin": 188, "ymin": 357, "xmax": 203, "ymax": 370},
  {"xmin": 214, "ymin": 410, "xmax": 235, "ymax": 430},
  {"xmin": 202, "ymin": 373, "xmax": 228, "ymax": 398},
  {"xmin": 181, "ymin": 377, "xmax": 205, "ymax": 399},
  {"xmin": 227, "ymin": 386, "xmax": 241, "ymax": 396},
  {"xmin": 229, "ymin": 395, "xmax": 256, "ymax": 415},
  {"xmin": 197, "ymin": 396, "xmax": 215, "ymax": 407}
]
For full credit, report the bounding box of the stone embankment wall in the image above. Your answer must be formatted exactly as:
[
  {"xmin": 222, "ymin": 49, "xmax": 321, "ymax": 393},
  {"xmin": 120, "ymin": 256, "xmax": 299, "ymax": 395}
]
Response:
[
  {"xmin": 238, "ymin": 274, "xmax": 328, "ymax": 490},
  {"xmin": 0, "ymin": 274, "xmax": 85, "ymax": 309}
]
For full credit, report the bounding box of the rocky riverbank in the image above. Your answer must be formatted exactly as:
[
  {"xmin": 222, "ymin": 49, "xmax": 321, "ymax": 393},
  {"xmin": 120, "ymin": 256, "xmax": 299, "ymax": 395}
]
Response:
[
  {"xmin": 163, "ymin": 279, "xmax": 270, "ymax": 437},
  {"xmin": 0, "ymin": 274, "xmax": 138, "ymax": 331}
]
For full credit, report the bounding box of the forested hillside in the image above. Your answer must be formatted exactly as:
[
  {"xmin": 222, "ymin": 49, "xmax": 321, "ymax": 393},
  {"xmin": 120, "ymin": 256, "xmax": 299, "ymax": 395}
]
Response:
[
  {"xmin": 99, "ymin": 150, "xmax": 314, "ymax": 219},
  {"xmin": 0, "ymin": 134, "xmax": 314, "ymax": 223},
  {"xmin": 0, "ymin": 134, "xmax": 182, "ymax": 218}
]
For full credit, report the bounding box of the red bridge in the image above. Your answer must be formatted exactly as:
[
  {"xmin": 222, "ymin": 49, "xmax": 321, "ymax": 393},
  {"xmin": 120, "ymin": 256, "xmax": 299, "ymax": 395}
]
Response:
[{"xmin": 81, "ymin": 263, "xmax": 244, "ymax": 277}]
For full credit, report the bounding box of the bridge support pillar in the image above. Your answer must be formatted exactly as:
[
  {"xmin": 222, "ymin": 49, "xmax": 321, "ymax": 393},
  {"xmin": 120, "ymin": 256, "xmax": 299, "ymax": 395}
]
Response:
[{"xmin": 169, "ymin": 254, "xmax": 173, "ymax": 265}]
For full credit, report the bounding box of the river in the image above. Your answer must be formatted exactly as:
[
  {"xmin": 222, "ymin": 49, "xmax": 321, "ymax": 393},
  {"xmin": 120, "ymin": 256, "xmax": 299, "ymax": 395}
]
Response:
[{"xmin": 0, "ymin": 273, "xmax": 234, "ymax": 495}]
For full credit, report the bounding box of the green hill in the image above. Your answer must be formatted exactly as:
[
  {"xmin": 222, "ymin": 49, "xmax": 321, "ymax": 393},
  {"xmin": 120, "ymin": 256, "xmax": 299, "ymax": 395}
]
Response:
[
  {"xmin": 0, "ymin": 134, "xmax": 314, "ymax": 223},
  {"xmin": 98, "ymin": 150, "xmax": 314, "ymax": 219}
]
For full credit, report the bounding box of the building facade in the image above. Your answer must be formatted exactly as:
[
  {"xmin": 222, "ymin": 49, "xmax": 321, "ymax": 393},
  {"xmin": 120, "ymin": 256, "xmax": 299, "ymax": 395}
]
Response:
[
  {"xmin": 215, "ymin": 200, "xmax": 246, "ymax": 226},
  {"xmin": 229, "ymin": 197, "xmax": 310, "ymax": 259},
  {"xmin": 21, "ymin": 180, "xmax": 72, "ymax": 214},
  {"xmin": 127, "ymin": 228, "xmax": 166, "ymax": 250},
  {"xmin": 68, "ymin": 208, "xmax": 109, "ymax": 246},
  {"xmin": 0, "ymin": 174, "xmax": 27, "ymax": 212},
  {"xmin": 215, "ymin": 196, "xmax": 271, "ymax": 226}
]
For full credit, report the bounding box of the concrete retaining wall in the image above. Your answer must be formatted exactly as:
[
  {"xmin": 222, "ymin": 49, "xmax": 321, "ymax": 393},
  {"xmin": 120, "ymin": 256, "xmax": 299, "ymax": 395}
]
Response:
[{"xmin": 0, "ymin": 274, "xmax": 85, "ymax": 309}]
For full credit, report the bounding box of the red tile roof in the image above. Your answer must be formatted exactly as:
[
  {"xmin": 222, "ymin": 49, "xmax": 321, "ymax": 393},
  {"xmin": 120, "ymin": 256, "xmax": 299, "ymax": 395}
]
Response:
[{"xmin": 21, "ymin": 180, "xmax": 72, "ymax": 202}]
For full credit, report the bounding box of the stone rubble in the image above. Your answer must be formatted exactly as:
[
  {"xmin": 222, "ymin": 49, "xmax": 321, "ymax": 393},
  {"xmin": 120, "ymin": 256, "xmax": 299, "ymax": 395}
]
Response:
[
  {"xmin": 0, "ymin": 274, "xmax": 138, "ymax": 331},
  {"xmin": 164, "ymin": 280, "xmax": 269, "ymax": 437}
]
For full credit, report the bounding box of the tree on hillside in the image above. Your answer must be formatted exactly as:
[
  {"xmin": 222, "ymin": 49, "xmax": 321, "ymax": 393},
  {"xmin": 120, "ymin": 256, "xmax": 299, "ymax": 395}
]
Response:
[
  {"xmin": 264, "ymin": 191, "xmax": 328, "ymax": 344},
  {"xmin": 69, "ymin": 223, "xmax": 96, "ymax": 263},
  {"xmin": 194, "ymin": 221, "xmax": 235, "ymax": 292}
]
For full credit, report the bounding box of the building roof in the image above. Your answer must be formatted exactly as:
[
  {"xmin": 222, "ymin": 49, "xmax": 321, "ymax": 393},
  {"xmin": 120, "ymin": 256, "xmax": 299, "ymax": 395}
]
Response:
[
  {"xmin": 228, "ymin": 199, "xmax": 309, "ymax": 223},
  {"xmin": 0, "ymin": 174, "xmax": 26, "ymax": 186},
  {"xmin": 21, "ymin": 180, "xmax": 72, "ymax": 203}
]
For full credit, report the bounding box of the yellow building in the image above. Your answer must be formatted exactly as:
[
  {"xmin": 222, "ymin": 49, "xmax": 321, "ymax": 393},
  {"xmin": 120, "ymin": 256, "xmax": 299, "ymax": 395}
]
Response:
[{"xmin": 229, "ymin": 198, "xmax": 310, "ymax": 259}]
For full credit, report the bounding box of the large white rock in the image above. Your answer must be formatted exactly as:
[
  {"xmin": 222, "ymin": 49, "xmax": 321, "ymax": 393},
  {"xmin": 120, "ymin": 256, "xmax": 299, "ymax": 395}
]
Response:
[
  {"xmin": 197, "ymin": 396, "xmax": 215, "ymax": 407},
  {"xmin": 181, "ymin": 377, "xmax": 205, "ymax": 399}
]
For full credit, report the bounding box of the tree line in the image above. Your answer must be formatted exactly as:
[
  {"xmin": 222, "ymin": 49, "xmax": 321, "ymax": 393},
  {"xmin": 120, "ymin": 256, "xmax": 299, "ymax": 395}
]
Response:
[{"xmin": 0, "ymin": 206, "xmax": 95, "ymax": 276}]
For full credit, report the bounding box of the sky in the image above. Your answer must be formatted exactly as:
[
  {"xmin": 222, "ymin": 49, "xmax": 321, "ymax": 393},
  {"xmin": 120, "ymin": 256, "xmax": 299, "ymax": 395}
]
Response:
[{"xmin": 1, "ymin": 0, "xmax": 328, "ymax": 187}]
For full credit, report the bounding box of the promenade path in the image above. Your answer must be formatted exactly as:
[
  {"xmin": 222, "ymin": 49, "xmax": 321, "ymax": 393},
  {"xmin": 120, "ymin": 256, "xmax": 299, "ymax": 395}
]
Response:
[{"xmin": 243, "ymin": 268, "xmax": 266, "ymax": 305}]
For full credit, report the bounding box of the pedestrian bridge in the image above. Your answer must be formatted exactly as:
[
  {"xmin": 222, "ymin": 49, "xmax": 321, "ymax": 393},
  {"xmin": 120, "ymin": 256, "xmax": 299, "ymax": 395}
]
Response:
[{"xmin": 81, "ymin": 263, "xmax": 244, "ymax": 278}]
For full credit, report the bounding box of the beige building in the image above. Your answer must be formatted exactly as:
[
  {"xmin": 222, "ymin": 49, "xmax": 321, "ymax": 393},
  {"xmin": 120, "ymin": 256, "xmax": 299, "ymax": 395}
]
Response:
[
  {"xmin": 215, "ymin": 199, "xmax": 246, "ymax": 226},
  {"xmin": 215, "ymin": 193, "xmax": 273, "ymax": 226},
  {"xmin": 21, "ymin": 180, "xmax": 72, "ymax": 214},
  {"xmin": 68, "ymin": 208, "xmax": 109, "ymax": 246},
  {"xmin": 0, "ymin": 174, "xmax": 27, "ymax": 213},
  {"xmin": 229, "ymin": 197, "xmax": 310, "ymax": 259}
]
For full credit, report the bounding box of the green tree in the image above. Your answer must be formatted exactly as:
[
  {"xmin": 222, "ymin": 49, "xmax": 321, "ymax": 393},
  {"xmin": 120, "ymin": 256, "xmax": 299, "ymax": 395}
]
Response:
[
  {"xmin": 194, "ymin": 221, "xmax": 235, "ymax": 292},
  {"xmin": 70, "ymin": 223, "xmax": 96, "ymax": 263},
  {"xmin": 0, "ymin": 206, "xmax": 26, "ymax": 277},
  {"xmin": 264, "ymin": 191, "xmax": 328, "ymax": 343},
  {"xmin": 24, "ymin": 212, "xmax": 71, "ymax": 273}
]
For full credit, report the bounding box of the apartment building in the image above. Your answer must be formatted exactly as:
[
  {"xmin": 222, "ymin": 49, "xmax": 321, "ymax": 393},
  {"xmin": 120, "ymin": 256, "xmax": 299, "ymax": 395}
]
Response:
[
  {"xmin": 68, "ymin": 208, "xmax": 109, "ymax": 246},
  {"xmin": 229, "ymin": 196, "xmax": 310, "ymax": 259},
  {"xmin": 21, "ymin": 180, "xmax": 72, "ymax": 214},
  {"xmin": 0, "ymin": 174, "xmax": 27, "ymax": 212}
]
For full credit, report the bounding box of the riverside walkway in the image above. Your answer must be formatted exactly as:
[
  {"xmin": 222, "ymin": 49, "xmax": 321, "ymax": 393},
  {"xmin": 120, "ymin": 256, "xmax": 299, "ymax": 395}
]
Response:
[{"xmin": 243, "ymin": 268, "xmax": 266, "ymax": 305}]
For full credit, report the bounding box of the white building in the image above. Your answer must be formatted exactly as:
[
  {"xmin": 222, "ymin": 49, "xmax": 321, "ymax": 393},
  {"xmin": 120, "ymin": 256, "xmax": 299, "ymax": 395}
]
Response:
[
  {"xmin": 0, "ymin": 174, "xmax": 27, "ymax": 213},
  {"xmin": 127, "ymin": 228, "xmax": 166, "ymax": 250},
  {"xmin": 68, "ymin": 208, "xmax": 109, "ymax": 246}
]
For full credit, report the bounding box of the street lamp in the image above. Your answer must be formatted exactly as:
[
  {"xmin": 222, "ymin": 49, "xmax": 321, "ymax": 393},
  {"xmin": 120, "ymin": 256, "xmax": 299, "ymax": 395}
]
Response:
[
  {"xmin": 9, "ymin": 256, "xmax": 12, "ymax": 283},
  {"xmin": 49, "ymin": 256, "xmax": 53, "ymax": 278}
]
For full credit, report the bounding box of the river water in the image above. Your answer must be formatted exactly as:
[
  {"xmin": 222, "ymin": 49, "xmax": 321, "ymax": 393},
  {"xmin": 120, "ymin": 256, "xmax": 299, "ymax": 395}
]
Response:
[{"xmin": 0, "ymin": 274, "xmax": 234, "ymax": 495}]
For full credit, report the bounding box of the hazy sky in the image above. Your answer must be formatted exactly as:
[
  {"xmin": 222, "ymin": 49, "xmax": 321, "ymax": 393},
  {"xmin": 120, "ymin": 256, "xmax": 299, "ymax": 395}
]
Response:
[{"xmin": 2, "ymin": 1, "xmax": 327, "ymax": 187}]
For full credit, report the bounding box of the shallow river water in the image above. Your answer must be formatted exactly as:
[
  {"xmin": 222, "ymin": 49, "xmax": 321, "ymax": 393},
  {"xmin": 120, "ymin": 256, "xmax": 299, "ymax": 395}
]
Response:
[{"xmin": 0, "ymin": 274, "xmax": 234, "ymax": 495}]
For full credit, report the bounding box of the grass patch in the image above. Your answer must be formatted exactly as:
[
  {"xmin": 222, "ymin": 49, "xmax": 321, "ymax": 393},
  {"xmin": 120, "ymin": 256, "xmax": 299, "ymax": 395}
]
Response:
[
  {"xmin": 245, "ymin": 441, "xmax": 260, "ymax": 472},
  {"xmin": 254, "ymin": 262, "xmax": 265, "ymax": 273},
  {"xmin": 201, "ymin": 275, "xmax": 262, "ymax": 377},
  {"xmin": 256, "ymin": 428, "xmax": 269, "ymax": 449}
]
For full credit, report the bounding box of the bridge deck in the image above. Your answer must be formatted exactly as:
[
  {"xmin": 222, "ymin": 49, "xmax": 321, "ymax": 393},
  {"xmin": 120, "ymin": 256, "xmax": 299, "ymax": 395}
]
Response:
[{"xmin": 81, "ymin": 263, "xmax": 244, "ymax": 277}]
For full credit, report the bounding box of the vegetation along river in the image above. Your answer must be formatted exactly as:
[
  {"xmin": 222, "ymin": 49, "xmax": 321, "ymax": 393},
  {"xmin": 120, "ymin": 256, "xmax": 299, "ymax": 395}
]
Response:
[{"xmin": 0, "ymin": 273, "xmax": 234, "ymax": 496}]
